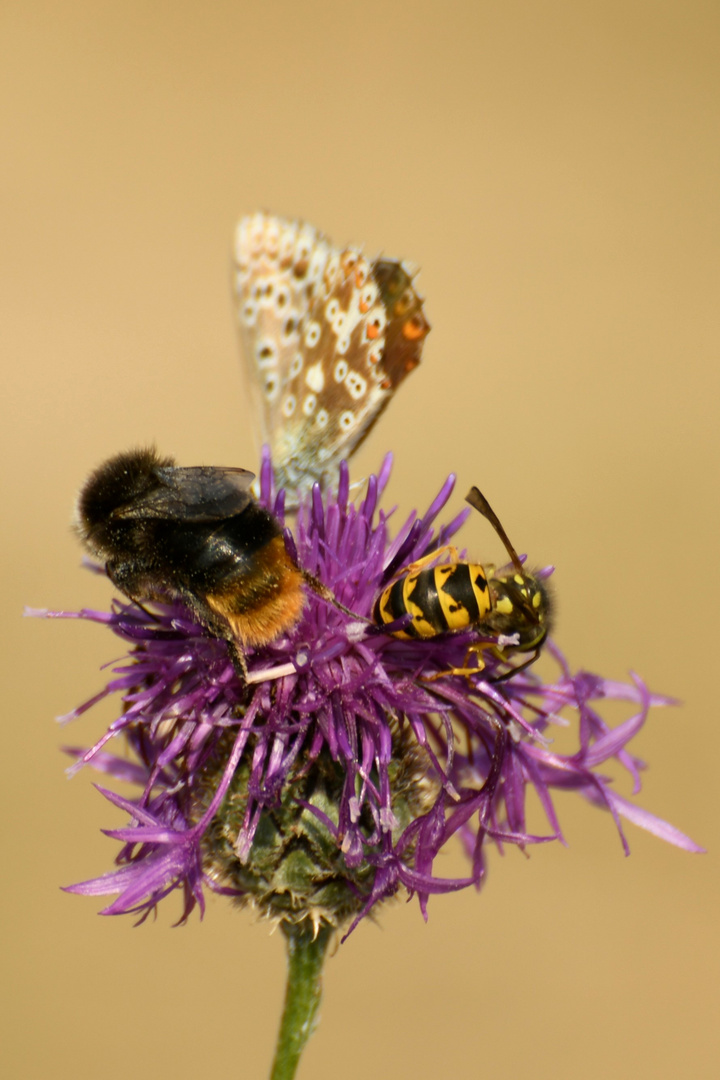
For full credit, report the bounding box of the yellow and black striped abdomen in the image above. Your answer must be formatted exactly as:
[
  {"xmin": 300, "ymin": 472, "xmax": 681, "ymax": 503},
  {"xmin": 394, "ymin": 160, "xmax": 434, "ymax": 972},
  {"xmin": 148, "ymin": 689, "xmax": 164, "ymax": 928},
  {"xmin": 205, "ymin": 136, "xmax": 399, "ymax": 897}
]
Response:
[{"xmin": 375, "ymin": 562, "xmax": 493, "ymax": 639}]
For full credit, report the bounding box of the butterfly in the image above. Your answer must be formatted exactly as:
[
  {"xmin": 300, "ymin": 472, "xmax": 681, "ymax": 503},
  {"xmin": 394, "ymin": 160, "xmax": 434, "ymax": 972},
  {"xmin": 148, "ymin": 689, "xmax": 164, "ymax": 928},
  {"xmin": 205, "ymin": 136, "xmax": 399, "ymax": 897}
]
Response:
[{"xmin": 233, "ymin": 212, "xmax": 430, "ymax": 498}]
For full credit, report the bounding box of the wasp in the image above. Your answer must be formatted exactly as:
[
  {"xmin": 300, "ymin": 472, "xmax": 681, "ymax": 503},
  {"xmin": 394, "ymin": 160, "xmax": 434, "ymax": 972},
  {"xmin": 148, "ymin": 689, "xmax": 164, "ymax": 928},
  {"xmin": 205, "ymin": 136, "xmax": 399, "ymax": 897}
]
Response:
[{"xmin": 374, "ymin": 486, "xmax": 552, "ymax": 678}]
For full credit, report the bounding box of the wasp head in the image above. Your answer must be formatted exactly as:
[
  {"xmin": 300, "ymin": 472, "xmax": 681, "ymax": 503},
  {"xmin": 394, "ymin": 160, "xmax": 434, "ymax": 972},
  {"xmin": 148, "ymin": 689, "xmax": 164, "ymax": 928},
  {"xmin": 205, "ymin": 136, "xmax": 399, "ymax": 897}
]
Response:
[{"xmin": 486, "ymin": 571, "xmax": 553, "ymax": 652}]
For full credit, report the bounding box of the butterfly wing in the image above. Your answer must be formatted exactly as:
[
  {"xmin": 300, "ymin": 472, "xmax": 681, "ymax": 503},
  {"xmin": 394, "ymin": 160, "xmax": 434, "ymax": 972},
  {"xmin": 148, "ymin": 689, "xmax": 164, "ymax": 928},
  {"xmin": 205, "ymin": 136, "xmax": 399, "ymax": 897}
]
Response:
[
  {"xmin": 234, "ymin": 213, "xmax": 331, "ymax": 454},
  {"xmin": 234, "ymin": 213, "xmax": 430, "ymax": 497}
]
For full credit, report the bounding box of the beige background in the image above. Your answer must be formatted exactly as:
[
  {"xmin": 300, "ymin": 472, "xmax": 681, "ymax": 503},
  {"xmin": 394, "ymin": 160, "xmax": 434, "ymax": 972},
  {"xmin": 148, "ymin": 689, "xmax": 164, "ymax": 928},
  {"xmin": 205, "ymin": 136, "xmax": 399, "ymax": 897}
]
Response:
[{"xmin": 2, "ymin": 2, "xmax": 718, "ymax": 1077}]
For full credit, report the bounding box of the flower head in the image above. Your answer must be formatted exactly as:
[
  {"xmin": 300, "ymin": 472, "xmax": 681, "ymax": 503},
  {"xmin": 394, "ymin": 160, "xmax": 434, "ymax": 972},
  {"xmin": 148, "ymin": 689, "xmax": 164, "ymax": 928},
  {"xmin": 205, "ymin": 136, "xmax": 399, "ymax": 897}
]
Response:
[{"xmin": 38, "ymin": 452, "xmax": 701, "ymax": 936}]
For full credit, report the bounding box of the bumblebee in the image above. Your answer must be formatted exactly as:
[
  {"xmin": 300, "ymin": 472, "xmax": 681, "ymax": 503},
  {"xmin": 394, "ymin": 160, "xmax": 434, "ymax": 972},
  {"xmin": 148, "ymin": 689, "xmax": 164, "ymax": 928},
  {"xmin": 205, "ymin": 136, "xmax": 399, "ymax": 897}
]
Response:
[
  {"xmin": 374, "ymin": 486, "xmax": 552, "ymax": 677},
  {"xmin": 75, "ymin": 448, "xmax": 341, "ymax": 679}
]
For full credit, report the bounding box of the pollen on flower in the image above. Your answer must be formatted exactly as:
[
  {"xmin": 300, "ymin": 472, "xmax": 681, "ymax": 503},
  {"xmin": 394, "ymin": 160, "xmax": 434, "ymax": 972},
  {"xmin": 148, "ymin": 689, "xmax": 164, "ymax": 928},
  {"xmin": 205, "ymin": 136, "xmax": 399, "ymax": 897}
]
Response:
[{"xmin": 37, "ymin": 450, "xmax": 702, "ymax": 935}]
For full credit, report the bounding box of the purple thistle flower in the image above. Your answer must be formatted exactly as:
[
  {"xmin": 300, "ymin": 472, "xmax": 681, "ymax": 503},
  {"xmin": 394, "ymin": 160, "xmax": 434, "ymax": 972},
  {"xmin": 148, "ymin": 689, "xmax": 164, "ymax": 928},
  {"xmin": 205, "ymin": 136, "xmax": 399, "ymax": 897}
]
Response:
[{"xmin": 36, "ymin": 451, "xmax": 702, "ymax": 936}]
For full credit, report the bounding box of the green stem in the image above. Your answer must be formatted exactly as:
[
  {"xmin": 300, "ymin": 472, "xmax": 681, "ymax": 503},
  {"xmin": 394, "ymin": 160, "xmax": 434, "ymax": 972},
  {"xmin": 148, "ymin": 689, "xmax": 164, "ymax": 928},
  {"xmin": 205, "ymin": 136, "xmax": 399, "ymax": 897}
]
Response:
[{"xmin": 269, "ymin": 921, "xmax": 333, "ymax": 1080}]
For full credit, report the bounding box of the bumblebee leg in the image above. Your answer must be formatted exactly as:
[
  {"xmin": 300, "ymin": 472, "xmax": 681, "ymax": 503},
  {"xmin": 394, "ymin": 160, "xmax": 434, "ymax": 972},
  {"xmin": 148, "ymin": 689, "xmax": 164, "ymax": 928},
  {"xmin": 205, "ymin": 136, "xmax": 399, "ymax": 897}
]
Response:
[
  {"xmin": 301, "ymin": 569, "xmax": 368, "ymax": 621},
  {"xmin": 226, "ymin": 639, "xmax": 249, "ymax": 682},
  {"xmin": 122, "ymin": 594, "xmax": 158, "ymax": 621},
  {"xmin": 104, "ymin": 567, "xmax": 159, "ymax": 622}
]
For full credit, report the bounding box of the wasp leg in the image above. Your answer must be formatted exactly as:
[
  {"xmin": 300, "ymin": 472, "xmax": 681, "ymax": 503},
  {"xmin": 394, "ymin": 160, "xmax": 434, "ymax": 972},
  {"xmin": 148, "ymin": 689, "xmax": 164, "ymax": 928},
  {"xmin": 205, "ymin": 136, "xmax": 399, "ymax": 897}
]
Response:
[
  {"xmin": 488, "ymin": 648, "xmax": 541, "ymax": 683},
  {"xmin": 422, "ymin": 644, "xmax": 490, "ymax": 682},
  {"xmin": 401, "ymin": 544, "xmax": 460, "ymax": 577}
]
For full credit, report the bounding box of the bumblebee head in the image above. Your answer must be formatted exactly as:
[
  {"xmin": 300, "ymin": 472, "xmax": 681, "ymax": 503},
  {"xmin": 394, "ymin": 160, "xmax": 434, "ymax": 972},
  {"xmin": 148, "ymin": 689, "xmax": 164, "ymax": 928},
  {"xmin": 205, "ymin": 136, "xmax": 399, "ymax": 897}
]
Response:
[
  {"xmin": 487, "ymin": 570, "xmax": 553, "ymax": 652},
  {"xmin": 75, "ymin": 447, "xmax": 172, "ymax": 553}
]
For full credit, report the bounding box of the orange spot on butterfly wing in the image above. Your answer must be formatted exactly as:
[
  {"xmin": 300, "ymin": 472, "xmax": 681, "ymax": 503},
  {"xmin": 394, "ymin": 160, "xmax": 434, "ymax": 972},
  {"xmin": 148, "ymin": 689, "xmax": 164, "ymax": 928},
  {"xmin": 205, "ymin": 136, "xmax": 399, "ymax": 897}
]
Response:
[
  {"xmin": 379, "ymin": 307, "xmax": 429, "ymax": 388},
  {"xmin": 402, "ymin": 313, "xmax": 430, "ymax": 342}
]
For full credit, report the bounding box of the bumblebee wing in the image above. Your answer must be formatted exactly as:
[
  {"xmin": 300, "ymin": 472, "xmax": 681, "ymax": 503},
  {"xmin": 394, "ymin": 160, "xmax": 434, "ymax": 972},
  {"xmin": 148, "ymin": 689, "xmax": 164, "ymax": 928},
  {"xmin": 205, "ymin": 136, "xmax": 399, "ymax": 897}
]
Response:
[{"xmin": 114, "ymin": 466, "xmax": 256, "ymax": 522}]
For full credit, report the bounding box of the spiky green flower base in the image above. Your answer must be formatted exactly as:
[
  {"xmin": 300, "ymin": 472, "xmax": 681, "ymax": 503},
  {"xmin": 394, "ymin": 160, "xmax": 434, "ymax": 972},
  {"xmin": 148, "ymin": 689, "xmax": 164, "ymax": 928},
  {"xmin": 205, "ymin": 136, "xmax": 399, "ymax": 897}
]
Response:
[
  {"xmin": 198, "ymin": 725, "xmax": 437, "ymax": 930},
  {"xmin": 196, "ymin": 726, "xmax": 437, "ymax": 1077}
]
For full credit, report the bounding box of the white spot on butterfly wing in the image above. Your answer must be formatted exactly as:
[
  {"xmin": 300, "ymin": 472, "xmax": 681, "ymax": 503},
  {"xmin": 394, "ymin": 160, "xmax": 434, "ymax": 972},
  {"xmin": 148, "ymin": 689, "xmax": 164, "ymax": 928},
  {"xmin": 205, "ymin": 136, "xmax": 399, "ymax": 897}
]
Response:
[
  {"xmin": 305, "ymin": 362, "xmax": 325, "ymax": 393},
  {"xmin": 241, "ymin": 299, "xmax": 257, "ymax": 327},
  {"xmin": 309, "ymin": 244, "xmax": 330, "ymax": 289},
  {"xmin": 334, "ymin": 359, "xmax": 348, "ymax": 383},
  {"xmin": 274, "ymin": 283, "xmax": 291, "ymax": 314},
  {"xmin": 366, "ymin": 342, "xmax": 385, "ymax": 377},
  {"xmin": 278, "ymin": 220, "xmax": 297, "ymax": 265},
  {"xmin": 255, "ymin": 340, "xmax": 278, "ymax": 369},
  {"xmin": 264, "ymin": 374, "xmax": 279, "ymax": 402},
  {"xmin": 259, "ymin": 281, "xmax": 275, "ymax": 308},
  {"xmin": 346, "ymin": 371, "xmax": 367, "ymax": 400},
  {"xmin": 290, "ymin": 353, "xmax": 303, "ymax": 378},
  {"xmin": 294, "ymin": 225, "xmax": 316, "ymax": 275},
  {"xmin": 304, "ymin": 321, "xmax": 321, "ymax": 348},
  {"xmin": 281, "ymin": 312, "xmax": 300, "ymax": 344},
  {"xmin": 360, "ymin": 282, "xmax": 379, "ymax": 309},
  {"xmin": 363, "ymin": 304, "xmax": 387, "ymax": 342},
  {"xmin": 264, "ymin": 216, "xmax": 282, "ymax": 256}
]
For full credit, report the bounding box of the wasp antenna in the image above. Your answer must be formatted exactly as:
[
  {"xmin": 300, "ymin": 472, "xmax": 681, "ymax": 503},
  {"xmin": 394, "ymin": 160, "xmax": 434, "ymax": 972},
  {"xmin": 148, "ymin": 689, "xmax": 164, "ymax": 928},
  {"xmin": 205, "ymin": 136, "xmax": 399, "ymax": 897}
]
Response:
[{"xmin": 465, "ymin": 486, "xmax": 526, "ymax": 579}]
